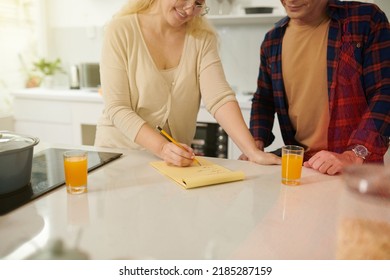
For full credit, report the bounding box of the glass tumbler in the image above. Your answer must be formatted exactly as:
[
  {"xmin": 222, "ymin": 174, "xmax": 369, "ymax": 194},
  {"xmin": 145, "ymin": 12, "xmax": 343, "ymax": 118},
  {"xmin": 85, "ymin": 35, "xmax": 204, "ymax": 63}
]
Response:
[{"xmin": 63, "ymin": 150, "xmax": 88, "ymax": 194}]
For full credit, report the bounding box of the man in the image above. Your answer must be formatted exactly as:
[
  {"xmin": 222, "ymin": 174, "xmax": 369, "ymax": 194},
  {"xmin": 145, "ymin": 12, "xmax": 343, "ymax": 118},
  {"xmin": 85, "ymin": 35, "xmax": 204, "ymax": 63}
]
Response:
[{"xmin": 245, "ymin": 0, "xmax": 390, "ymax": 175}]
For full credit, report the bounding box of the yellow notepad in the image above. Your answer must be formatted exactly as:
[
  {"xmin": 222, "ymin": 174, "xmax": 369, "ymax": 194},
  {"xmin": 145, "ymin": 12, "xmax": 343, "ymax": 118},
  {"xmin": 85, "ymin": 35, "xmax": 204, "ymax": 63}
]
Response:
[{"xmin": 150, "ymin": 157, "xmax": 245, "ymax": 189}]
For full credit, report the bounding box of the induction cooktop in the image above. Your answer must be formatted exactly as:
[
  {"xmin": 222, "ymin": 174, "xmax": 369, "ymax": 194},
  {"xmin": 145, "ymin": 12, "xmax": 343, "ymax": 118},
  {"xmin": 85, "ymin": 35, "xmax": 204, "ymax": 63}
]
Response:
[{"xmin": 0, "ymin": 148, "xmax": 122, "ymax": 215}]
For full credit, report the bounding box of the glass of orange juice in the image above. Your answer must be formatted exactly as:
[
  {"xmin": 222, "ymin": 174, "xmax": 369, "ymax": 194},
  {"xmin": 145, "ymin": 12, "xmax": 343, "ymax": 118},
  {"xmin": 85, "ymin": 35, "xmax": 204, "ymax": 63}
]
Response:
[
  {"xmin": 281, "ymin": 145, "xmax": 304, "ymax": 186},
  {"xmin": 63, "ymin": 150, "xmax": 88, "ymax": 194}
]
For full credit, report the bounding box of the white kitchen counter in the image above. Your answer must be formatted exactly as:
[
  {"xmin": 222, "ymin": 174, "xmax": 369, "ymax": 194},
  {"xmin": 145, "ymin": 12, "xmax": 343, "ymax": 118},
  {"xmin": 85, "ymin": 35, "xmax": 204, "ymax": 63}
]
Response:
[
  {"xmin": 12, "ymin": 88, "xmax": 104, "ymax": 146},
  {"xmin": 12, "ymin": 88, "xmax": 103, "ymax": 103},
  {"xmin": 2, "ymin": 142, "xmax": 388, "ymax": 260},
  {"xmin": 12, "ymin": 88, "xmax": 252, "ymax": 107}
]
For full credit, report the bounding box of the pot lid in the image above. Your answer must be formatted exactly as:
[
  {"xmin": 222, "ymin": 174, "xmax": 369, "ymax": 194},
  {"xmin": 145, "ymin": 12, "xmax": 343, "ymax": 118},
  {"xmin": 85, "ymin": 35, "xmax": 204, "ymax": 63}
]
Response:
[{"xmin": 0, "ymin": 131, "xmax": 39, "ymax": 153}]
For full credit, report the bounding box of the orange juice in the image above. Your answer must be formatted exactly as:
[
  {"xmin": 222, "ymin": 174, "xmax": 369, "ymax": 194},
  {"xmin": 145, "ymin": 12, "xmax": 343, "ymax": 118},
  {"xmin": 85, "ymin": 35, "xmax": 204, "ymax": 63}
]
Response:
[
  {"xmin": 282, "ymin": 153, "xmax": 303, "ymax": 185},
  {"xmin": 63, "ymin": 150, "xmax": 88, "ymax": 194}
]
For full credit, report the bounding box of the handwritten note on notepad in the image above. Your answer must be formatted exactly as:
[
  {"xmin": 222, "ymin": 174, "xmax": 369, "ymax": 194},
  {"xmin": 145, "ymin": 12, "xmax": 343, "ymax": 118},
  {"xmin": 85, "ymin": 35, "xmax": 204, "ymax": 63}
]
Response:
[{"xmin": 150, "ymin": 157, "xmax": 245, "ymax": 189}]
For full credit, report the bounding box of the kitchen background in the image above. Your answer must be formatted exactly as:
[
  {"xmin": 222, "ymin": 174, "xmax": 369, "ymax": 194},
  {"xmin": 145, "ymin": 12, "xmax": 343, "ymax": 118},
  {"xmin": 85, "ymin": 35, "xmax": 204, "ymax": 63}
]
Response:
[
  {"xmin": 0, "ymin": 0, "xmax": 389, "ymax": 159},
  {"xmin": 1, "ymin": 0, "xmax": 388, "ymax": 112},
  {"xmin": 46, "ymin": 0, "xmax": 286, "ymax": 91}
]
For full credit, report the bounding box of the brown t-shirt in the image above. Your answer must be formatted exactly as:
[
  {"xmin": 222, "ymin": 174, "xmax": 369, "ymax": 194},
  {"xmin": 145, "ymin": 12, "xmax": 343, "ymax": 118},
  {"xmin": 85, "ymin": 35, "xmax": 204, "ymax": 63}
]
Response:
[{"xmin": 282, "ymin": 18, "xmax": 331, "ymax": 152}]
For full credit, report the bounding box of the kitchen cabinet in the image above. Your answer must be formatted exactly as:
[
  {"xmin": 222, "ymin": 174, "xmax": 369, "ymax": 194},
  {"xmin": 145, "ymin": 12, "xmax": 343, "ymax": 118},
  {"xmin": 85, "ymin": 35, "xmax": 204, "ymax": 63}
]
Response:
[
  {"xmin": 12, "ymin": 88, "xmax": 103, "ymax": 146},
  {"xmin": 12, "ymin": 89, "xmax": 283, "ymax": 159}
]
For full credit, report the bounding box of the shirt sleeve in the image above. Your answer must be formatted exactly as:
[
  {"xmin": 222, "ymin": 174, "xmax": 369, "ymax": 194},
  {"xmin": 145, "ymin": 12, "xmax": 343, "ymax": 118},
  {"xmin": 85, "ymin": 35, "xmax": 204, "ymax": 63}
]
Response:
[
  {"xmin": 100, "ymin": 18, "xmax": 146, "ymax": 142},
  {"xmin": 249, "ymin": 35, "xmax": 277, "ymax": 147},
  {"xmin": 348, "ymin": 7, "xmax": 390, "ymax": 159},
  {"xmin": 198, "ymin": 34, "xmax": 237, "ymax": 116}
]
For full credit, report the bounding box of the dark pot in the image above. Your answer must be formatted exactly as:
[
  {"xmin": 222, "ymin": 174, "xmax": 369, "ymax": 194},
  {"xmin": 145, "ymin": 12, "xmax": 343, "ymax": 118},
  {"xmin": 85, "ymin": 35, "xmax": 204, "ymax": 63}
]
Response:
[{"xmin": 0, "ymin": 131, "xmax": 39, "ymax": 195}]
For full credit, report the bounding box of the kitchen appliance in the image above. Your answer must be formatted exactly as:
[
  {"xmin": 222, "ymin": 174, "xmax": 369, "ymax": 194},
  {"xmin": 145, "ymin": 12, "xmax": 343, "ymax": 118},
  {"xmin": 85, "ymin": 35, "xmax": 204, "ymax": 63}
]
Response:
[
  {"xmin": 69, "ymin": 65, "xmax": 80, "ymax": 89},
  {"xmin": 0, "ymin": 131, "xmax": 39, "ymax": 195},
  {"xmin": 0, "ymin": 148, "xmax": 122, "ymax": 215},
  {"xmin": 80, "ymin": 63, "xmax": 100, "ymax": 90},
  {"xmin": 191, "ymin": 122, "xmax": 228, "ymax": 158}
]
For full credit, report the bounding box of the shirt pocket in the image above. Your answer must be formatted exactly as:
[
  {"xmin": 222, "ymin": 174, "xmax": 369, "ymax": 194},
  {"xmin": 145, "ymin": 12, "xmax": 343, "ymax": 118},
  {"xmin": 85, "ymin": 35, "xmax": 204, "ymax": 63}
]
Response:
[{"xmin": 338, "ymin": 34, "xmax": 364, "ymax": 81}]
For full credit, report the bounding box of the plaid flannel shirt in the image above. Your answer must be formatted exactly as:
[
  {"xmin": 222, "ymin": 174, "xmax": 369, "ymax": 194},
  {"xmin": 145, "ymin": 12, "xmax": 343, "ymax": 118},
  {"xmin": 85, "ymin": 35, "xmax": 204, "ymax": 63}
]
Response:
[{"xmin": 250, "ymin": 0, "xmax": 390, "ymax": 162}]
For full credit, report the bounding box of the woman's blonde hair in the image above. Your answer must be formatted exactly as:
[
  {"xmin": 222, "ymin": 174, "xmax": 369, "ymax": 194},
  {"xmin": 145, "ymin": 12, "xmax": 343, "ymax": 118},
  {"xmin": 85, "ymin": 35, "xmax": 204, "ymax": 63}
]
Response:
[{"xmin": 114, "ymin": 0, "xmax": 216, "ymax": 37}]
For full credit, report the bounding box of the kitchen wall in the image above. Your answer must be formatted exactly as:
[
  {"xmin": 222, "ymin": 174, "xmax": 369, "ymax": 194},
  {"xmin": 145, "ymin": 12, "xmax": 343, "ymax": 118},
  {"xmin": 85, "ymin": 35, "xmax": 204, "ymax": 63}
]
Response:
[
  {"xmin": 46, "ymin": 0, "xmax": 283, "ymax": 92},
  {"xmin": 0, "ymin": 0, "xmax": 45, "ymax": 117},
  {"xmin": 46, "ymin": 0, "xmax": 390, "ymax": 92},
  {"xmin": 373, "ymin": 0, "xmax": 390, "ymax": 15},
  {"xmin": 46, "ymin": 0, "xmax": 124, "ymax": 86}
]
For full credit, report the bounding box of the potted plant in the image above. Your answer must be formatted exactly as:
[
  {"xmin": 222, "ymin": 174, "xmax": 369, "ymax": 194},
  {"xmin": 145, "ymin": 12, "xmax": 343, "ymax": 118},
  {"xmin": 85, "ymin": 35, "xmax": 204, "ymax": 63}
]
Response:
[{"xmin": 32, "ymin": 58, "xmax": 65, "ymax": 88}]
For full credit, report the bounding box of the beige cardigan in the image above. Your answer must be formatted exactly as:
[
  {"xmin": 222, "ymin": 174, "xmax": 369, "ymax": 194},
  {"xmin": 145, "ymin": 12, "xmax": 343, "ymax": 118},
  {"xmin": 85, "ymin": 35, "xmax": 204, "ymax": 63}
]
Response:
[{"xmin": 95, "ymin": 14, "xmax": 237, "ymax": 150}]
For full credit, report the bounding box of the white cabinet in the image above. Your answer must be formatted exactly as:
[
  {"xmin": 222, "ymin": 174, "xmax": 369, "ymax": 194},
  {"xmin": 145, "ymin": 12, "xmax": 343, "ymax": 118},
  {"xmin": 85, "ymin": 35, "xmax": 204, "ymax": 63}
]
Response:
[{"xmin": 12, "ymin": 88, "xmax": 103, "ymax": 146}]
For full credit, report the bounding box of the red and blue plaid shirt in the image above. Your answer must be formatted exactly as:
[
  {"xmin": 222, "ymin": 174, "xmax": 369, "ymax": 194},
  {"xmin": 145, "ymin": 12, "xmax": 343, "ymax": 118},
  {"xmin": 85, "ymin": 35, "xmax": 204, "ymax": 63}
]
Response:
[{"xmin": 250, "ymin": 0, "xmax": 390, "ymax": 162}]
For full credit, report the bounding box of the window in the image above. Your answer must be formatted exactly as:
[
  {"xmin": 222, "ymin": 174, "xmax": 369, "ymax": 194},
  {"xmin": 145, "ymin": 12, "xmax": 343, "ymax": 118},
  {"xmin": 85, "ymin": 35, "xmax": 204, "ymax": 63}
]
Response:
[{"xmin": 0, "ymin": 0, "xmax": 43, "ymax": 114}]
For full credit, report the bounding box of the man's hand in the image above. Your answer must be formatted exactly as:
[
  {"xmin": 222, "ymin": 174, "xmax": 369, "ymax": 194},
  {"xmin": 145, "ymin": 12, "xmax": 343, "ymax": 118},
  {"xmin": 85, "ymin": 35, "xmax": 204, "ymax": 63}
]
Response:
[{"xmin": 303, "ymin": 150, "xmax": 363, "ymax": 175}]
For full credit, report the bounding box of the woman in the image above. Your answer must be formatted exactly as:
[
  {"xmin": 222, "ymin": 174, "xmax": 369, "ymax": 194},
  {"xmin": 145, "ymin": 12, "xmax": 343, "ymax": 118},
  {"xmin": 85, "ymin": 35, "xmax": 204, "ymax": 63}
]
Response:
[{"xmin": 95, "ymin": 0, "xmax": 281, "ymax": 166}]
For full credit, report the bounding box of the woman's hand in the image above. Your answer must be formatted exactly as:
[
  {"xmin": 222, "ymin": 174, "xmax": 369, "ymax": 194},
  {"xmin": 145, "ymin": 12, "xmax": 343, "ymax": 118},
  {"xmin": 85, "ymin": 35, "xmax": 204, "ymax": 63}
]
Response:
[
  {"xmin": 248, "ymin": 150, "xmax": 281, "ymax": 165},
  {"xmin": 161, "ymin": 142, "xmax": 196, "ymax": 167},
  {"xmin": 239, "ymin": 140, "xmax": 276, "ymax": 164},
  {"xmin": 238, "ymin": 153, "xmax": 249, "ymax": 161},
  {"xmin": 239, "ymin": 149, "xmax": 281, "ymax": 165}
]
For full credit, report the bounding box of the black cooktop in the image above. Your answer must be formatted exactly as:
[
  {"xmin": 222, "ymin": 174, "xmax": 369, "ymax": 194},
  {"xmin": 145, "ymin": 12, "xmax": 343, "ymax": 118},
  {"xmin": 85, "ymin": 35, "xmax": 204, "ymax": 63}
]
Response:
[{"xmin": 0, "ymin": 148, "xmax": 122, "ymax": 215}]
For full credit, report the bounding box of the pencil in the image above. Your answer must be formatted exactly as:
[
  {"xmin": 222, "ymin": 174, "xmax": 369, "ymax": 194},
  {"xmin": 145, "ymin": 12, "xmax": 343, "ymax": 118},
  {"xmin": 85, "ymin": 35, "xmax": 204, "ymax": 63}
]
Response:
[{"xmin": 156, "ymin": 126, "xmax": 201, "ymax": 166}]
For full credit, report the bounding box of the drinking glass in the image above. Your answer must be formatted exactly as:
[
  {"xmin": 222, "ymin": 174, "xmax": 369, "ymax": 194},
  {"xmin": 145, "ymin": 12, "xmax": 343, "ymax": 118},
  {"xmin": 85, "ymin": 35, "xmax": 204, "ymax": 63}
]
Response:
[
  {"xmin": 63, "ymin": 150, "xmax": 88, "ymax": 194},
  {"xmin": 281, "ymin": 145, "xmax": 304, "ymax": 186}
]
